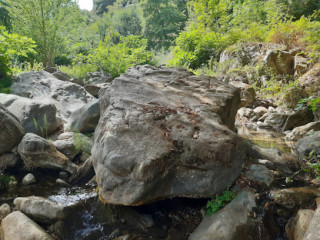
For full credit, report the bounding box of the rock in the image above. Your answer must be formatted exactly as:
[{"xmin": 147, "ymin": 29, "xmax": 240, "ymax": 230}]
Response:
[
  {"xmin": 281, "ymin": 86, "xmax": 306, "ymax": 109},
  {"xmin": 18, "ymin": 133, "xmax": 77, "ymax": 174},
  {"xmin": 44, "ymin": 67, "xmax": 58, "ymax": 73},
  {"xmin": 272, "ymin": 188, "xmax": 320, "ymax": 209},
  {"xmin": 264, "ymin": 50, "xmax": 294, "ymax": 75},
  {"xmin": 52, "ymin": 71, "xmax": 70, "ymax": 81},
  {"xmin": 295, "ymin": 131, "xmax": 320, "ymax": 157},
  {"xmin": 68, "ymin": 99, "xmax": 100, "ymax": 133},
  {"xmin": 189, "ymin": 189, "xmax": 256, "ymax": 240},
  {"xmin": 1, "ymin": 211, "xmax": 54, "ymax": 240},
  {"xmin": 11, "ymin": 71, "xmax": 95, "ymax": 122},
  {"xmin": 237, "ymin": 107, "xmax": 254, "ymax": 121},
  {"xmin": 68, "ymin": 157, "xmax": 95, "ymax": 184},
  {"xmin": 22, "ymin": 173, "xmax": 36, "ymax": 185},
  {"xmin": 57, "ymin": 132, "xmax": 75, "ymax": 140},
  {"xmin": 92, "ymin": 65, "xmax": 246, "ymax": 205},
  {"xmin": 264, "ymin": 112, "xmax": 290, "ymax": 130},
  {"xmin": 0, "ymin": 153, "xmax": 20, "ymax": 170},
  {"xmin": 283, "ymin": 107, "xmax": 314, "ymax": 131},
  {"xmin": 299, "ymin": 63, "xmax": 320, "ymax": 94},
  {"xmin": 56, "ymin": 178, "xmax": 70, "ymax": 187},
  {"xmin": 230, "ymin": 81, "xmax": 256, "ymax": 107},
  {"xmin": 0, "ymin": 94, "xmax": 63, "ymax": 136},
  {"xmin": 253, "ymin": 106, "xmax": 268, "ymax": 117},
  {"xmin": 294, "ymin": 56, "xmax": 310, "ymax": 77},
  {"xmin": 286, "ymin": 209, "xmax": 314, "ymax": 240},
  {"xmin": 14, "ymin": 196, "xmax": 66, "ymax": 223},
  {"xmin": 86, "ymin": 72, "xmax": 113, "ymax": 85},
  {"xmin": 84, "ymin": 84, "xmax": 104, "ymax": 98},
  {"xmin": 285, "ymin": 122, "xmax": 320, "ymax": 141},
  {"xmin": 70, "ymin": 78, "xmax": 84, "ymax": 86},
  {"xmin": 303, "ymin": 200, "xmax": 320, "ymax": 240},
  {"xmin": 0, "ymin": 104, "xmax": 25, "ymax": 155},
  {"xmin": 244, "ymin": 164, "xmax": 273, "ymax": 186},
  {"xmin": 0, "ymin": 204, "xmax": 11, "ymax": 220}
]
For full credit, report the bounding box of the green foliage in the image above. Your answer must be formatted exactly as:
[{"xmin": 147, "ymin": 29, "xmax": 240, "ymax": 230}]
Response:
[
  {"xmin": 5, "ymin": 0, "xmax": 83, "ymax": 66},
  {"xmin": 295, "ymin": 96, "xmax": 320, "ymax": 112},
  {"xmin": 0, "ymin": 26, "xmax": 36, "ymax": 92},
  {"xmin": 206, "ymin": 187, "xmax": 236, "ymax": 216},
  {"xmin": 33, "ymin": 114, "xmax": 49, "ymax": 138},
  {"xmin": 141, "ymin": 0, "xmax": 188, "ymax": 50},
  {"xmin": 74, "ymin": 31, "xmax": 153, "ymax": 77},
  {"xmin": 73, "ymin": 133, "xmax": 91, "ymax": 154},
  {"xmin": 0, "ymin": 0, "xmax": 11, "ymax": 29},
  {"xmin": 280, "ymin": 0, "xmax": 320, "ymax": 20},
  {"xmin": 60, "ymin": 64, "xmax": 97, "ymax": 80},
  {"xmin": 0, "ymin": 174, "xmax": 11, "ymax": 188},
  {"xmin": 93, "ymin": 0, "xmax": 117, "ymax": 15}
]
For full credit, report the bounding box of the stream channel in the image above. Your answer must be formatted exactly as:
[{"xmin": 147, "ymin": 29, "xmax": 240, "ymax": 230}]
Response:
[{"xmin": 0, "ymin": 126, "xmax": 305, "ymax": 240}]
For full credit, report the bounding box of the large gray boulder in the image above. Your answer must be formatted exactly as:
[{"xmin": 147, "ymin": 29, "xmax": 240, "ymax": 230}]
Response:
[
  {"xmin": 0, "ymin": 94, "xmax": 62, "ymax": 136},
  {"xmin": 189, "ymin": 189, "xmax": 256, "ymax": 240},
  {"xmin": 295, "ymin": 131, "xmax": 320, "ymax": 157},
  {"xmin": 286, "ymin": 122, "xmax": 320, "ymax": 142},
  {"xmin": 68, "ymin": 99, "xmax": 100, "ymax": 133},
  {"xmin": 11, "ymin": 71, "xmax": 95, "ymax": 122},
  {"xmin": 18, "ymin": 133, "xmax": 77, "ymax": 174},
  {"xmin": 0, "ymin": 104, "xmax": 25, "ymax": 155},
  {"xmin": 92, "ymin": 65, "xmax": 247, "ymax": 206},
  {"xmin": 1, "ymin": 211, "xmax": 54, "ymax": 240}
]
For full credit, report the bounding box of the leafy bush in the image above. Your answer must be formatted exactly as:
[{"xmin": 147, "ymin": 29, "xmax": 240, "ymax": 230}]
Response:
[
  {"xmin": 60, "ymin": 64, "xmax": 97, "ymax": 80},
  {"xmin": 0, "ymin": 26, "xmax": 36, "ymax": 93},
  {"xmin": 74, "ymin": 31, "xmax": 154, "ymax": 77},
  {"xmin": 206, "ymin": 188, "xmax": 236, "ymax": 216}
]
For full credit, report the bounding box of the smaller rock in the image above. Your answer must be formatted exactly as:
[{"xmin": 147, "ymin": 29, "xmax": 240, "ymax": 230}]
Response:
[
  {"xmin": 272, "ymin": 188, "xmax": 320, "ymax": 209},
  {"xmin": 0, "ymin": 203, "xmax": 11, "ymax": 220},
  {"xmin": 245, "ymin": 164, "xmax": 273, "ymax": 186},
  {"xmin": 44, "ymin": 67, "xmax": 58, "ymax": 73},
  {"xmin": 70, "ymin": 78, "xmax": 84, "ymax": 86},
  {"xmin": 257, "ymin": 121, "xmax": 272, "ymax": 129},
  {"xmin": 57, "ymin": 132, "xmax": 75, "ymax": 140},
  {"xmin": 253, "ymin": 106, "xmax": 268, "ymax": 117},
  {"xmin": 1, "ymin": 211, "xmax": 54, "ymax": 240},
  {"xmin": 0, "ymin": 153, "xmax": 20, "ymax": 170},
  {"xmin": 265, "ymin": 112, "xmax": 289, "ymax": 130},
  {"xmin": 59, "ymin": 171, "xmax": 69, "ymax": 180},
  {"xmin": 285, "ymin": 122, "xmax": 320, "ymax": 141},
  {"xmin": 264, "ymin": 50, "xmax": 294, "ymax": 75},
  {"xmin": 56, "ymin": 178, "xmax": 70, "ymax": 187},
  {"xmin": 295, "ymin": 131, "xmax": 320, "ymax": 157},
  {"xmin": 86, "ymin": 72, "xmax": 113, "ymax": 85},
  {"xmin": 230, "ymin": 81, "xmax": 256, "ymax": 107},
  {"xmin": 8, "ymin": 176, "xmax": 18, "ymax": 187},
  {"xmin": 286, "ymin": 209, "xmax": 314, "ymax": 240},
  {"xmin": 69, "ymin": 157, "xmax": 95, "ymax": 184},
  {"xmin": 52, "ymin": 71, "xmax": 70, "ymax": 81},
  {"xmin": 257, "ymin": 159, "xmax": 274, "ymax": 168},
  {"xmin": 22, "ymin": 173, "xmax": 36, "ymax": 185},
  {"xmin": 294, "ymin": 56, "xmax": 310, "ymax": 77},
  {"xmin": 283, "ymin": 107, "xmax": 314, "ymax": 131}
]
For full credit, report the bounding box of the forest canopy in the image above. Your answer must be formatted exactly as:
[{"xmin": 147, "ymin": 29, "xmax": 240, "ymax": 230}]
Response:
[{"xmin": 0, "ymin": 0, "xmax": 319, "ymax": 84}]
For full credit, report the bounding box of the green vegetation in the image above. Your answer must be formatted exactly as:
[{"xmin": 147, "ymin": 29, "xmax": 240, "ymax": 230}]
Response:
[
  {"xmin": 33, "ymin": 114, "xmax": 49, "ymax": 138},
  {"xmin": 206, "ymin": 187, "xmax": 235, "ymax": 216}
]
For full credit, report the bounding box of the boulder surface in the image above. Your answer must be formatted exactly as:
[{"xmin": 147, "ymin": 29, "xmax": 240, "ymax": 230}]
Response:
[{"xmin": 92, "ymin": 65, "xmax": 247, "ymax": 205}]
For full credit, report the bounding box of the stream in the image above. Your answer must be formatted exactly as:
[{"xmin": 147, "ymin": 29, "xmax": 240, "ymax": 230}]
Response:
[{"xmin": 0, "ymin": 126, "xmax": 305, "ymax": 240}]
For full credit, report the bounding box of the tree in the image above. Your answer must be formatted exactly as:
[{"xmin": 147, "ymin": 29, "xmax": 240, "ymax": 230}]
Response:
[
  {"xmin": 0, "ymin": 0, "xmax": 11, "ymax": 29},
  {"xmin": 5, "ymin": 0, "xmax": 82, "ymax": 66},
  {"xmin": 141, "ymin": 0, "xmax": 188, "ymax": 50},
  {"xmin": 93, "ymin": 0, "xmax": 117, "ymax": 15}
]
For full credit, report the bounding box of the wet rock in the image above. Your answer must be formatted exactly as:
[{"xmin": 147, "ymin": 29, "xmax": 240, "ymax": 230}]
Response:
[
  {"xmin": 244, "ymin": 164, "xmax": 273, "ymax": 186},
  {"xmin": 14, "ymin": 196, "xmax": 66, "ymax": 223},
  {"xmin": 286, "ymin": 209, "xmax": 314, "ymax": 240},
  {"xmin": 18, "ymin": 133, "xmax": 77, "ymax": 174},
  {"xmin": 283, "ymin": 107, "xmax": 314, "ymax": 131},
  {"xmin": 230, "ymin": 81, "xmax": 256, "ymax": 107},
  {"xmin": 52, "ymin": 71, "xmax": 70, "ymax": 81},
  {"xmin": 0, "ymin": 203, "xmax": 11, "ymax": 220},
  {"xmin": 56, "ymin": 178, "xmax": 70, "ymax": 187},
  {"xmin": 92, "ymin": 65, "xmax": 246, "ymax": 205},
  {"xmin": 0, "ymin": 153, "xmax": 20, "ymax": 170},
  {"xmin": 264, "ymin": 50, "xmax": 294, "ymax": 75},
  {"xmin": 295, "ymin": 131, "xmax": 320, "ymax": 157},
  {"xmin": 22, "ymin": 173, "xmax": 36, "ymax": 185},
  {"xmin": 68, "ymin": 157, "xmax": 95, "ymax": 184},
  {"xmin": 0, "ymin": 94, "xmax": 63, "ymax": 136},
  {"xmin": 286, "ymin": 122, "xmax": 320, "ymax": 141},
  {"xmin": 303, "ymin": 199, "xmax": 320, "ymax": 240},
  {"xmin": 0, "ymin": 104, "xmax": 25, "ymax": 155},
  {"xmin": 68, "ymin": 99, "xmax": 100, "ymax": 133},
  {"xmin": 189, "ymin": 189, "xmax": 256, "ymax": 240},
  {"xmin": 272, "ymin": 188, "xmax": 320, "ymax": 209},
  {"xmin": 86, "ymin": 72, "xmax": 113, "ymax": 85},
  {"xmin": 11, "ymin": 71, "xmax": 95, "ymax": 122},
  {"xmin": 1, "ymin": 211, "xmax": 54, "ymax": 240}
]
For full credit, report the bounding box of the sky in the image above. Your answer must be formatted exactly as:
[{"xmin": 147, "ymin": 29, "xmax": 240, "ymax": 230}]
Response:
[{"xmin": 77, "ymin": 0, "xmax": 93, "ymax": 11}]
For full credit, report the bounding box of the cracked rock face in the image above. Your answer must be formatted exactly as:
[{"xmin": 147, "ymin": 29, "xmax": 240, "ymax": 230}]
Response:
[{"xmin": 92, "ymin": 65, "xmax": 247, "ymax": 206}]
